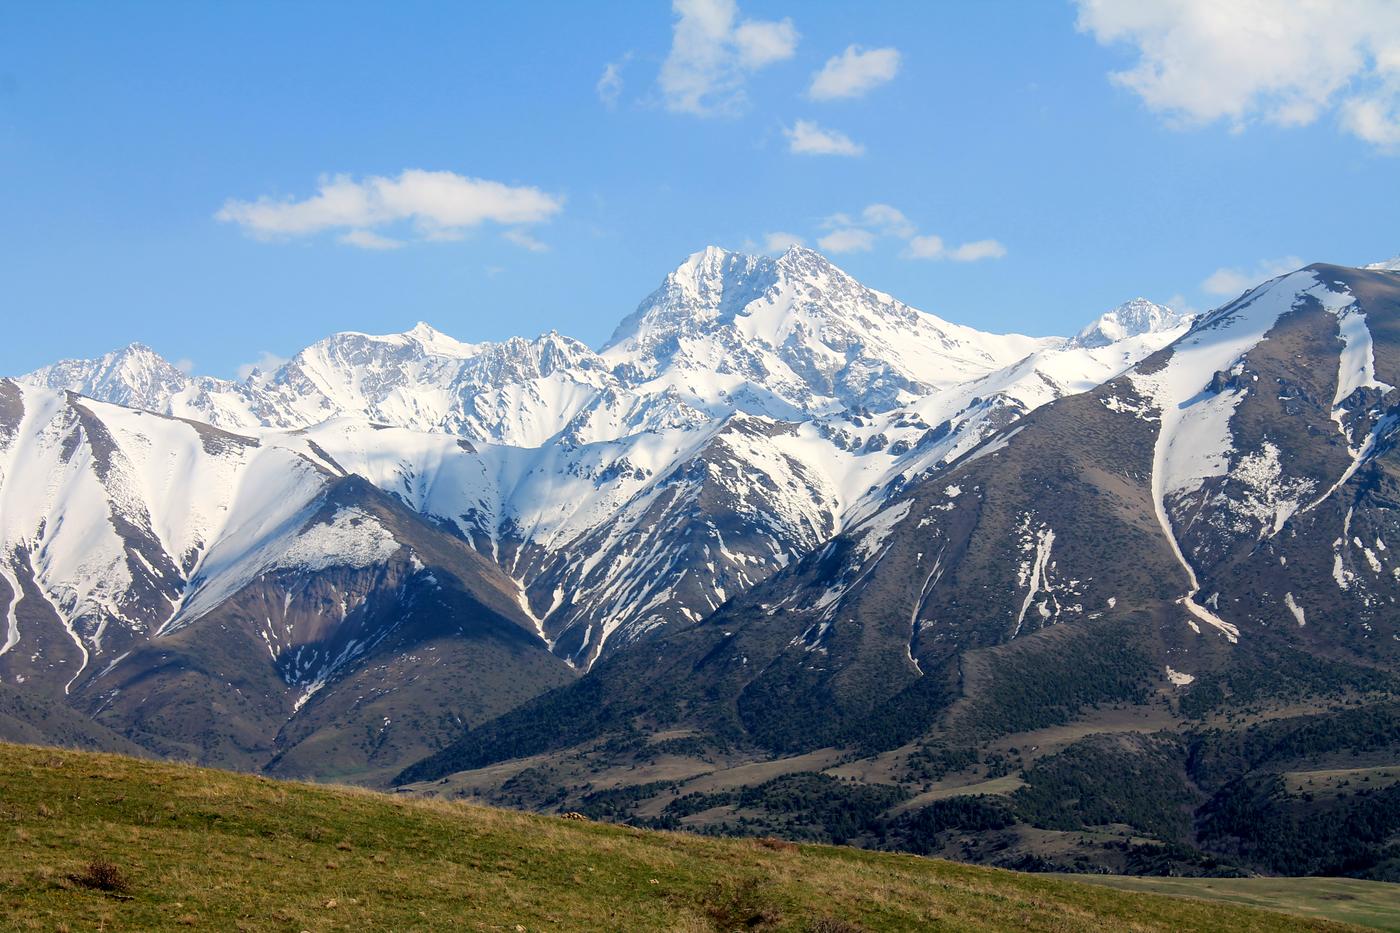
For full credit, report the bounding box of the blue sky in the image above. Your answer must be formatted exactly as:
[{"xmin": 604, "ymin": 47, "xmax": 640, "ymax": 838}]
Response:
[{"xmin": 3, "ymin": 0, "xmax": 1398, "ymax": 378}]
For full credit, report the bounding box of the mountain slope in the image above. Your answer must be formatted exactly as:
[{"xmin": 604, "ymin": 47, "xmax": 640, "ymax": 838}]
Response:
[
  {"xmin": 0, "ymin": 741, "xmax": 1364, "ymax": 932},
  {"xmin": 396, "ymin": 264, "xmax": 1400, "ymax": 877},
  {"xmin": 0, "ymin": 380, "xmax": 573, "ymax": 779},
  {"xmin": 392, "ymin": 263, "xmax": 1400, "ymax": 879}
]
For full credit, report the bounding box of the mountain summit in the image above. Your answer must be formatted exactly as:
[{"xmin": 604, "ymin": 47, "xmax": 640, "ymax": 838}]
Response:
[
  {"xmin": 604, "ymin": 245, "xmax": 1053, "ymax": 415},
  {"xmin": 1072, "ymin": 297, "xmax": 1189, "ymax": 348},
  {"xmin": 2, "ymin": 246, "xmax": 1219, "ymax": 778}
]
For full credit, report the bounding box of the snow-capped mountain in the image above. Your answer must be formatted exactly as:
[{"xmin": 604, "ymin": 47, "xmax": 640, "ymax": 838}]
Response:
[
  {"xmin": 601, "ymin": 246, "xmax": 1056, "ymax": 415},
  {"xmin": 25, "ymin": 343, "xmax": 203, "ymax": 413},
  {"xmin": 1072, "ymin": 297, "xmax": 1188, "ymax": 348},
  {"xmin": 17, "ymin": 247, "xmax": 1187, "ymax": 670},
  {"xmin": 0, "ymin": 379, "xmax": 573, "ymax": 773},
  {"xmin": 403, "ymin": 261, "xmax": 1400, "ymax": 793},
  {"xmin": 4, "ymin": 245, "xmax": 1193, "ymax": 777}
]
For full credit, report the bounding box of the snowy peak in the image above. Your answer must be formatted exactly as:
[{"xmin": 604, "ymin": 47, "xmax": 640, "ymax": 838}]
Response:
[
  {"xmin": 602, "ymin": 246, "xmax": 777, "ymax": 349},
  {"xmin": 671, "ymin": 244, "xmax": 776, "ymax": 312},
  {"xmin": 600, "ymin": 245, "xmax": 1056, "ymax": 415},
  {"xmin": 1072, "ymin": 298, "xmax": 1188, "ymax": 348},
  {"xmin": 465, "ymin": 332, "xmax": 607, "ymax": 383},
  {"xmin": 23, "ymin": 342, "xmax": 193, "ymax": 410},
  {"xmin": 400, "ymin": 321, "xmax": 480, "ymax": 358}
]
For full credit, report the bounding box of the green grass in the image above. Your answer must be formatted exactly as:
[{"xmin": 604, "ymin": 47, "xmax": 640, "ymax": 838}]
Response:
[
  {"xmin": 1056, "ymin": 876, "xmax": 1400, "ymax": 932},
  {"xmin": 0, "ymin": 742, "xmax": 1367, "ymax": 932}
]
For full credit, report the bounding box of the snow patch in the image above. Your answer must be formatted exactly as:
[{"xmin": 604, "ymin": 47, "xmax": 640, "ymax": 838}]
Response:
[
  {"xmin": 1283, "ymin": 592, "xmax": 1306, "ymax": 626},
  {"xmin": 1012, "ymin": 524, "xmax": 1055, "ymax": 638},
  {"xmin": 1131, "ymin": 271, "xmax": 1341, "ymax": 643},
  {"xmin": 277, "ymin": 507, "xmax": 401, "ymax": 573},
  {"xmin": 1165, "ymin": 666, "xmax": 1195, "ymax": 686}
]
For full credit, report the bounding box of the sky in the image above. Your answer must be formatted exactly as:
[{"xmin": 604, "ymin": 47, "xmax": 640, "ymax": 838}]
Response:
[{"xmin": 3, "ymin": 0, "xmax": 1399, "ymax": 379}]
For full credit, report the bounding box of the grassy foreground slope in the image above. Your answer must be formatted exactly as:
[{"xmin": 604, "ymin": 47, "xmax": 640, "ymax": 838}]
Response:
[
  {"xmin": 0, "ymin": 743, "xmax": 1367, "ymax": 933},
  {"xmin": 1058, "ymin": 876, "xmax": 1400, "ymax": 933}
]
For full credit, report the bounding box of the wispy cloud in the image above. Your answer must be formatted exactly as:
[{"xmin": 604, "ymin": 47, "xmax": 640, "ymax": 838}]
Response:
[
  {"xmin": 1164, "ymin": 293, "xmax": 1201, "ymax": 319},
  {"xmin": 785, "ymin": 119, "xmax": 864, "ymax": 156},
  {"xmin": 236, "ymin": 350, "xmax": 289, "ymax": 381},
  {"xmin": 216, "ymin": 169, "xmax": 563, "ymax": 250},
  {"xmin": 1201, "ymin": 256, "xmax": 1305, "ymax": 296},
  {"xmin": 813, "ymin": 203, "xmax": 1005, "ymax": 263},
  {"xmin": 853, "ymin": 203, "xmax": 915, "ymax": 237},
  {"xmin": 658, "ymin": 0, "xmax": 798, "ymax": 116},
  {"xmin": 817, "ymin": 228, "xmax": 875, "ymax": 253},
  {"xmin": 947, "ymin": 240, "xmax": 1007, "ymax": 262},
  {"xmin": 761, "ymin": 231, "xmax": 806, "ymax": 254},
  {"xmin": 597, "ymin": 55, "xmax": 630, "ymax": 108},
  {"xmin": 903, "ymin": 234, "xmax": 944, "ymax": 259},
  {"xmin": 339, "ymin": 229, "xmax": 403, "ymax": 250},
  {"xmin": 808, "ymin": 45, "xmax": 901, "ymax": 100},
  {"xmin": 1075, "ymin": 0, "xmax": 1400, "ymax": 150},
  {"xmin": 503, "ymin": 229, "xmax": 550, "ymax": 252},
  {"xmin": 902, "ymin": 235, "xmax": 1006, "ymax": 262}
]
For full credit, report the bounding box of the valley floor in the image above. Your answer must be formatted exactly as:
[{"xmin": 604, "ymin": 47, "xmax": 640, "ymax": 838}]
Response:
[{"xmin": 0, "ymin": 741, "xmax": 1369, "ymax": 932}]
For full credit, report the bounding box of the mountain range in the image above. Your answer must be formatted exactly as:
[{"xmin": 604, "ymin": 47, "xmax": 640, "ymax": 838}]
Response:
[{"xmin": 4, "ymin": 246, "xmax": 1397, "ymax": 878}]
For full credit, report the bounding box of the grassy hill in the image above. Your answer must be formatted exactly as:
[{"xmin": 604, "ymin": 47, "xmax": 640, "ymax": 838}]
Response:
[{"xmin": 0, "ymin": 742, "xmax": 1383, "ymax": 932}]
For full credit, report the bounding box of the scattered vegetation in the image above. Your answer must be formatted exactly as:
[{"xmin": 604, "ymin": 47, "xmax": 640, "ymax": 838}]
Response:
[
  {"xmin": 890, "ymin": 797, "xmax": 1017, "ymax": 856},
  {"xmin": 1013, "ymin": 733, "xmax": 1200, "ymax": 841},
  {"xmin": 660, "ymin": 772, "xmax": 908, "ymax": 844},
  {"xmin": 953, "ymin": 622, "xmax": 1157, "ymax": 741},
  {"xmin": 71, "ymin": 859, "xmax": 133, "ymax": 895},
  {"xmin": 1198, "ymin": 775, "xmax": 1400, "ymax": 879},
  {"xmin": 1179, "ymin": 652, "xmax": 1398, "ymax": 720}
]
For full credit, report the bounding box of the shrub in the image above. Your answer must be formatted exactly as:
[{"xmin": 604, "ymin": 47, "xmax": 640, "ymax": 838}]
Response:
[{"xmin": 72, "ymin": 859, "xmax": 132, "ymax": 894}]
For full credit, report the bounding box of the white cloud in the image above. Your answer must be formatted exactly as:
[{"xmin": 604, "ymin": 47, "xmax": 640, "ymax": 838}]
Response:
[
  {"xmin": 340, "ymin": 229, "xmax": 403, "ymax": 250},
  {"xmin": 808, "ymin": 45, "xmax": 901, "ymax": 100},
  {"xmin": 658, "ymin": 0, "xmax": 798, "ymax": 116},
  {"xmin": 1201, "ymin": 256, "xmax": 1305, "ymax": 296},
  {"xmin": 903, "ymin": 234, "xmax": 945, "ymax": 259},
  {"xmin": 761, "ymin": 231, "xmax": 806, "ymax": 253},
  {"xmin": 807, "ymin": 201, "xmax": 1009, "ymax": 262},
  {"xmin": 811, "ymin": 202, "xmax": 1007, "ymax": 263},
  {"xmin": 785, "ymin": 119, "xmax": 864, "ymax": 156},
  {"xmin": 733, "ymin": 18, "xmax": 799, "ymax": 68},
  {"xmin": 172, "ymin": 358, "xmax": 195, "ymax": 375},
  {"xmin": 858, "ymin": 203, "xmax": 915, "ymax": 237},
  {"xmin": 1075, "ymin": 0, "xmax": 1400, "ymax": 148},
  {"xmin": 947, "ymin": 239, "xmax": 1007, "ymax": 262},
  {"xmin": 817, "ymin": 228, "xmax": 875, "ymax": 253},
  {"xmin": 216, "ymin": 169, "xmax": 563, "ymax": 247},
  {"xmin": 503, "ymin": 229, "xmax": 549, "ymax": 252},
  {"xmin": 1342, "ymin": 94, "xmax": 1400, "ymax": 146},
  {"xmin": 236, "ymin": 351, "xmax": 289, "ymax": 381},
  {"xmin": 597, "ymin": 56, "xmax": 629, "ymax": 108},
  {"xmin": 901, "ymin": 234, "xmax": 1006, "ymax": 262}
]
